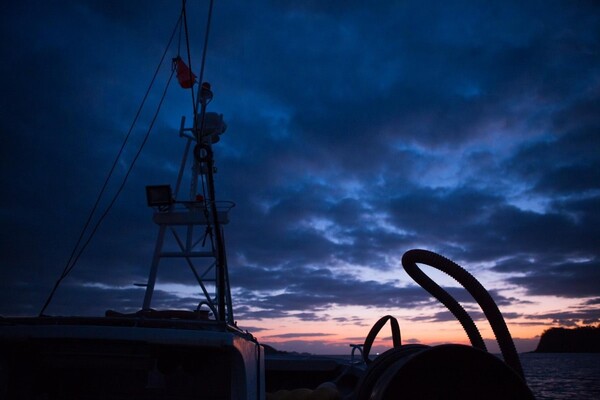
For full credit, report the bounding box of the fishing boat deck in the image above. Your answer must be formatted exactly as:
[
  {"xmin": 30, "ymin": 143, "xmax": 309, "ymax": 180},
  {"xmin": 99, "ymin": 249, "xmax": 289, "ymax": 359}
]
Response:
[{"xmin": 0, "ymin": 315, "xmax": 264, "ymax": 400}]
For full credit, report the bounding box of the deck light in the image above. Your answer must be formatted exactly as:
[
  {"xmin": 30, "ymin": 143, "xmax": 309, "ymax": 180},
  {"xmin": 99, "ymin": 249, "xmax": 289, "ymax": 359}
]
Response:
[{"xmin": 145, "ymin": 184, "xmax": 173, "ymax": 207}]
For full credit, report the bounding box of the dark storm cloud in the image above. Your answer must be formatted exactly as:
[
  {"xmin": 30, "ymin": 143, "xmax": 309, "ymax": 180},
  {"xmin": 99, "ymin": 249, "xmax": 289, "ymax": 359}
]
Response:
[
  {"xmin": 231, "ymin": 269, "xmax": 420, "ymax": 316},
  {"xmin": 507, "ymin": 259, "xmax": 600, "ymax": 298},
  {"xmin": 1, "ymin": 1, "xmax": 180, "ymax": 288},
  {"xmin": 584, "ymin": 298, "xmax": 600, "ymax": 306},
  {"xmin": 230, "ymin": 262, "xmax": 522, "ymax": 322},
  {"xmin": 1, "ymin": 0, "xmax": 599, "ymax": 331},
  {"xmin": 525, "ymin": 308, "xmax": 600, "ymax": 327},
  {"xmin": 230, "ymin": 266, "xmax": 422, "ymax": 320},
  {"xmin": 218, "ymin": 0, "xmax": 600, "ymax": 321},
  {"xmin": 249, "ymin": 1, "xmax": 598, "ymax": 153},
  {"xmin": 508, "ymin": 127, "xmax": 600, "ymax": 197}
]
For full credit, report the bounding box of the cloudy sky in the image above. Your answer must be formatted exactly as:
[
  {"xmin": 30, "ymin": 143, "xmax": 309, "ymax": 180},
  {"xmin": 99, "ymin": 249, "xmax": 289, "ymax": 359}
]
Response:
[{"xmin": 1, "ymin": 0, "xmax": 599, "ymax": 354}]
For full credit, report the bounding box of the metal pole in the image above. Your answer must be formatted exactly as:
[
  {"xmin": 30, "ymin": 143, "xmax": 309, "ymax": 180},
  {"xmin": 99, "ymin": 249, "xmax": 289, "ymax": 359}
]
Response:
[
  {"xmin": 142, "ymin": 224, "xmax": 167, "ymax": 310},
  {"xmin": 173, "ymin": 116, "xmax": 190, "ymax": 200}
]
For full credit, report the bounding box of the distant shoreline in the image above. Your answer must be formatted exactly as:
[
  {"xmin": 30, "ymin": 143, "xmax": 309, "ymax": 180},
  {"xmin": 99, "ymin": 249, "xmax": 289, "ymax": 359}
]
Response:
[{"xmin": 534, "ymin": 325, "xmax": 600, "ymax": 353}]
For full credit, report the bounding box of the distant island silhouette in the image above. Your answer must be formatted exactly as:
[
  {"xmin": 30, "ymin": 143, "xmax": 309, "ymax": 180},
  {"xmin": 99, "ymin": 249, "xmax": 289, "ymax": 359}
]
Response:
[{"xmin": 535, "ymin": 325, "xmax": 600, "ymax": 353}]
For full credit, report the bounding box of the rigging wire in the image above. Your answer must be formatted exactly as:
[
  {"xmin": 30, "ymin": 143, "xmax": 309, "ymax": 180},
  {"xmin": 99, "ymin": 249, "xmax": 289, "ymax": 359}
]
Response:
[
  {"xmin": 184, "ymin": 0, "xmax": 228, "ymax": 322},
  {"xmin": 193, "ymin": 0, "xmax": 214, "ymax": 210},
  {"xmin": 39, "ymin": 13, "xmax": 183, "ymax": 316},
  {"xmin": 177, "ymin": 6, "xmax": 183, "ymax": 57},
  {"xmin": 182, "ymin": 0, "xmax": 198, "ymax": 119},
  {"xmin": 181, "ymin": 0, "xmax": 211, "ymax": 215},
  {"xmin": 63, "ymin": 69, "xmax": 176, "ymax": 280},
  {"xmin": 194, "ymin": 0, "xmax": 214, "ymax": 115},
  {"xmin": 182, "ymin": 0, "xmax": 215, "ymax": 124},
  {"xmin": 181, "ymin": 0, "xmax": 202, "ymax": 203}
]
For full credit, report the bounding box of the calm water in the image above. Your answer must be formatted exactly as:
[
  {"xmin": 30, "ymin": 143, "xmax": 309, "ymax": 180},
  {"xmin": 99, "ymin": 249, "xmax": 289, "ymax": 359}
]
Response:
[{"xmin": 521, "ymin": 353, "xmax": 600, "ymax": 399}]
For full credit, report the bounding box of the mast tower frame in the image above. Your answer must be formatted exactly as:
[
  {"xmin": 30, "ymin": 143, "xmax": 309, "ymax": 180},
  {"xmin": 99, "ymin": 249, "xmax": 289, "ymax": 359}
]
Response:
[{"xmin": 141, "ymin": 84, "xmax": 233, "ymax": 324}]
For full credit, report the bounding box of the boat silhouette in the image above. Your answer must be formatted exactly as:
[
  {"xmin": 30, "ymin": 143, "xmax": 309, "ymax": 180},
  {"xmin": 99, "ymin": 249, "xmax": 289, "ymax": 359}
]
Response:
[{"xmin": 0, "ymin": 2, "xmax": 535, "ymax": 399}]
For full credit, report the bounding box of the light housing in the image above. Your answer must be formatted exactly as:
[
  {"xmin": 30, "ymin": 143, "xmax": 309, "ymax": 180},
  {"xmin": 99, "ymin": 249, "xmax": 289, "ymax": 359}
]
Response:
[{"xmin": 145, "ymin": 185, "xmax": 173, "ymax": 207}]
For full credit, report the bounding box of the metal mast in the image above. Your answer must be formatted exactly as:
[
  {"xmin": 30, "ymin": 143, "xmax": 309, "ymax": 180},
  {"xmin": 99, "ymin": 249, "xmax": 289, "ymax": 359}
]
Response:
[{"xmin": 141, "ymin": 82, "xmax": 233, "ymax": 324}]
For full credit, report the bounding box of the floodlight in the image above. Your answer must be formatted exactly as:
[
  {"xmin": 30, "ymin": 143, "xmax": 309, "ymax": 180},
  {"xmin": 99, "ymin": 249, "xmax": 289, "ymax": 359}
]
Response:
[{"xmin": 145, "ymin": 185, "xmax": 173, "ymax": 207}]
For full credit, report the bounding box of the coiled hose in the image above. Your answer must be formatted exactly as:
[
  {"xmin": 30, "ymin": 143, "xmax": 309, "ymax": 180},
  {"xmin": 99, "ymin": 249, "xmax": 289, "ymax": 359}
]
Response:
[{"xmin": 401, "ymin": 249, "xmax": 525, "ymax": 379}]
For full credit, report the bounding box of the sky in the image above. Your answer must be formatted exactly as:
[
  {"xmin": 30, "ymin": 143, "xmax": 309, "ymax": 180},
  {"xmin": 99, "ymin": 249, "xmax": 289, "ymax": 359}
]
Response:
[{"xmin": 1, "ymin": 0, "xmax": 599, "ymax": 355}]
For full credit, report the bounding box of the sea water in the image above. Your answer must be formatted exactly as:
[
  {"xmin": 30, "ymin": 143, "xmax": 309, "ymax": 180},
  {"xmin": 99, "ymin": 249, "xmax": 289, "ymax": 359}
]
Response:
[{"xmin": 521, "ymin": 353, "xmax": 600, "ymax": 399}]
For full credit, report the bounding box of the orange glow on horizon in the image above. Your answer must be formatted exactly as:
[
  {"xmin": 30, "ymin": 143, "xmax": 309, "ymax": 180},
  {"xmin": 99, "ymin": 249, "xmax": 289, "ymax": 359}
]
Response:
[{"xmin": 237, "ymin": 294, "xmax": 598, "ymax": 355}]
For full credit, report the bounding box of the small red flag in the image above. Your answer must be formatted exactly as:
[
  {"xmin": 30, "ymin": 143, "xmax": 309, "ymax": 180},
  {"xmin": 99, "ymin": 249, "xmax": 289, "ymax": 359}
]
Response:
[{"xmin": 174, "ymin": 57, "xmax": 196, "ymax": 89}]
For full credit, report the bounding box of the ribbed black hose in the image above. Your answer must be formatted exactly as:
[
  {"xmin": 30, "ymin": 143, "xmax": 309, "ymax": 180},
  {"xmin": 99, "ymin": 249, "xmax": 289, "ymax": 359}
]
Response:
[
  {"xmin": 403, "ymin": 250, "xmax": 487, "ymax": 352},
  {"xmin": 401, "ymin": 249, "xmax": 525, "ymax": 379},
  {"xmin": 362, "ymin": 315, "xmax": 402, "ymax": 364}
]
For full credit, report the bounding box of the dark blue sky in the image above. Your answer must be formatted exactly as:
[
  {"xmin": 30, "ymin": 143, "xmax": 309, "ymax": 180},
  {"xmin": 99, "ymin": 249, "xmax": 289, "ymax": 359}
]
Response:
[{"xmin": 1, "ymin": 1, "xmax": 599, "ymax": 352}]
